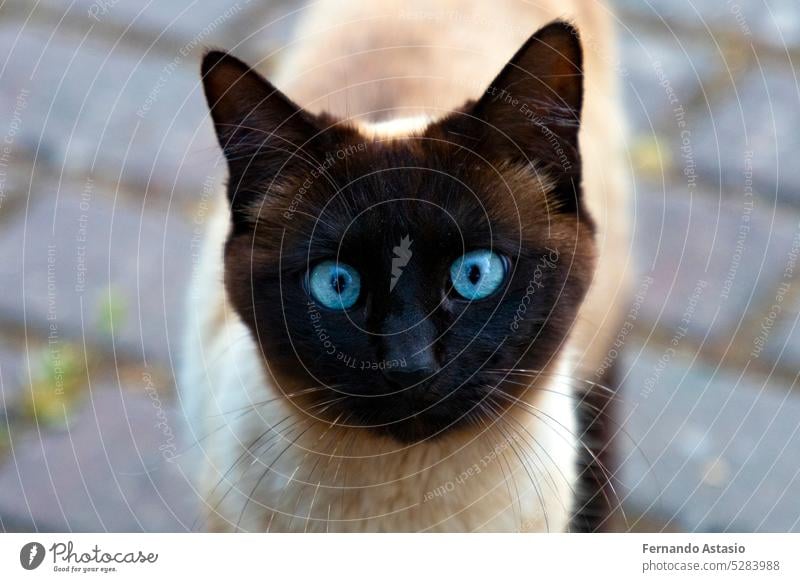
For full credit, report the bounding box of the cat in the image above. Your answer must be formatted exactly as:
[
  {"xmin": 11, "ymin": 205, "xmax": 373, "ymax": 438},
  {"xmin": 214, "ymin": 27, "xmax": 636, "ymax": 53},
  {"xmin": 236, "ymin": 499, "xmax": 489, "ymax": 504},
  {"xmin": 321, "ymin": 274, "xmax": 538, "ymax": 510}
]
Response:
[{"xmin": 181, "ymin": 0, "xmax": 630, "ymax": 532}]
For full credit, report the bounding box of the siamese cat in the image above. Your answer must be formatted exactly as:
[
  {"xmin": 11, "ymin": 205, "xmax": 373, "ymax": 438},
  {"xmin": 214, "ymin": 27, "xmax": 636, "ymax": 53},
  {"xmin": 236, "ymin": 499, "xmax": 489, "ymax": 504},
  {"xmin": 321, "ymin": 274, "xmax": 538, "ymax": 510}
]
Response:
[{"xmin": 181, "ymin": 0, "xmax": 630, "ymax": 532}]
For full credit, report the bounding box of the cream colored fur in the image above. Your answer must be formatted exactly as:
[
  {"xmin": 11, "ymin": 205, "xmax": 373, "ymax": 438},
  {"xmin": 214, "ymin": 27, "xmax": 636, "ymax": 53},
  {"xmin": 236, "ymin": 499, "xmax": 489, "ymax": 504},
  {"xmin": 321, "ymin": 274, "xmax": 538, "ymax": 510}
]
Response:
[{"xmin": 181, "ymin": 0, "xmax": 629, "ymax": 532}]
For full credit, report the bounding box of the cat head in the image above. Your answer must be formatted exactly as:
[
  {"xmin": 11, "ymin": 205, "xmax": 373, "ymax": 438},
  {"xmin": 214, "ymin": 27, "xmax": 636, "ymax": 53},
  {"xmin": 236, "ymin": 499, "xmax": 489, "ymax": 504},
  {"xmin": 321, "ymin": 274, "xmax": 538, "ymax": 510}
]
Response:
[{"xmin": 201, "ymin": 21, "xmax": 595, "ymax": 443}]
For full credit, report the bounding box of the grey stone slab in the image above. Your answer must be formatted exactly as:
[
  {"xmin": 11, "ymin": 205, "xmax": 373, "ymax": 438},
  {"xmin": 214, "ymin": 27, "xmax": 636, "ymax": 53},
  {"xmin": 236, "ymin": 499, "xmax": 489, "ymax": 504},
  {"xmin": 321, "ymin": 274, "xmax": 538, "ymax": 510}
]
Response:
[
  {"xmin": 632, "ymin": 182, "xmax": 800, "ymax": 344},
  {"xmin": 619, "ymin": 26, "xmax": 722, "ymax": 134},
  {"xmin": 0, "ymin": 178, "xmax": 195, "ymax": 367},
  {"xmin": 613, "ymin": 0, "xmax": 800, "ymax": 49},
  {"xmin": 616, "ymin": 22, "xmax": 800, "ymax": 208},
  {"xmin": 618, "ymin": 346, "xmax": 800, "ymax": 532},
  {"xmin": 0, "ymin": 381, "xmax": 198, "ymax": 531},
  {"xmin": 761, "ymin": 290, "xmax": 800, "ymax": 369},
  {"xmin": 6, "ymin": 0, "xmax": 252, "ymax": 49},
  {"xmin": 0, "ymin": 18, "xmax": 222, "ymax": 201},
  {"xmin": 690, "ymin": 62, "xmax": 800, "ymax": 206}
]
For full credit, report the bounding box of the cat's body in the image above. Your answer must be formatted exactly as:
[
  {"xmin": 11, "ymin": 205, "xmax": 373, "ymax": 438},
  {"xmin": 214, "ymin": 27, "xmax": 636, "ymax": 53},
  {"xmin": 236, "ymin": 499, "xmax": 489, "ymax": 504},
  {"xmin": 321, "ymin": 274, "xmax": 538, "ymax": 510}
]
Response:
[{"xmin": 181, "ymin": 0, "xmax": 629, "ymax": 532}]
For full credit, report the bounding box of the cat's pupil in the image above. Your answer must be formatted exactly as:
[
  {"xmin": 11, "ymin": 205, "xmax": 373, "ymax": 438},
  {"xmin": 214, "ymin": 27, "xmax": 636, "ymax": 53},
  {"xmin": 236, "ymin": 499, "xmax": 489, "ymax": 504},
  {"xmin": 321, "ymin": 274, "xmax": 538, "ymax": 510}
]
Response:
[
  {"xmin": 332, "ymin": 273, "xmax": 347, "ymax": 294},
  {"xmin": 468, "ymin": 264, "xmax": 482, "ymax": 285}
]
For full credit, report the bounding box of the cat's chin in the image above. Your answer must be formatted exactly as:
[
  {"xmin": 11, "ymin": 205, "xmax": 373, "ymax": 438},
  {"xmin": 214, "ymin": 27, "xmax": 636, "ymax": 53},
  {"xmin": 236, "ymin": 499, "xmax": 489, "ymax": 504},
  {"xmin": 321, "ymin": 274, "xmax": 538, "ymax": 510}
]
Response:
[
  {"xmin": 309, "ymin": 398, "xmax": 488, "ymax": 445},
  {"xmin": 299, "ymin": 383, "xmax": 497, "ymax": 444},
  {"xmin": 371, "ymin": 414, "xmax": 472, "ymax": 444}
]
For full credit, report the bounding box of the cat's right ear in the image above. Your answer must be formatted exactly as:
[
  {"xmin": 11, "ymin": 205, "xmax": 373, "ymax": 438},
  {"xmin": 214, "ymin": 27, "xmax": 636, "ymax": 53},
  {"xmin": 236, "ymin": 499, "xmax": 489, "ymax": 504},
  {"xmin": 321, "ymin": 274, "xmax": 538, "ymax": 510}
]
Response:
[{"xmin": 201, "ymin": 51, "xmax": 321, "ymax": 221}]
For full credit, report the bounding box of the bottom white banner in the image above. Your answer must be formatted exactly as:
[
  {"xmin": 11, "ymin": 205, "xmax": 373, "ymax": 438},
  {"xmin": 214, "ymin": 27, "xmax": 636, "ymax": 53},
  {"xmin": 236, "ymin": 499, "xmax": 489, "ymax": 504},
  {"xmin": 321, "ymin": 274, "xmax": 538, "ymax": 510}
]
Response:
[{"xmin": 1, "ymin": 533, "xmax": 798, "ymax": 580}]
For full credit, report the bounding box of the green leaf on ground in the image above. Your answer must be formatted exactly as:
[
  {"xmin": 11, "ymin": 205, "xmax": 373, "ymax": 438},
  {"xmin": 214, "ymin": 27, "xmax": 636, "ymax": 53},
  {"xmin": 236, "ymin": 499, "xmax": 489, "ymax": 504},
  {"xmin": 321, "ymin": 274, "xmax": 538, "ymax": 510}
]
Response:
[
  {"xmin": 24, "ymin": 343, "xmax": 86, "ymax": 428},
  {"xmin": 631, "ymin": 134, "xmax": 672, "ymax": 177},
  {"xmin": 97, "ymin": 287, "xmax": 127, "ymax": 337}
]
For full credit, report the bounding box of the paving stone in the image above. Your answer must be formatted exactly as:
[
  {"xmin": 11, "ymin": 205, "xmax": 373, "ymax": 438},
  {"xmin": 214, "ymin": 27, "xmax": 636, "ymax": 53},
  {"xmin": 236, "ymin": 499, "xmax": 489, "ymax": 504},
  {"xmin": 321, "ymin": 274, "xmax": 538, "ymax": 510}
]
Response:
[
  {"xmin": 619, "ymin": 26, "xmax": 723, "ymax": 134},
  {"xmin": 0, "ymin": 380, "xmax": 198, "ymax": 531},
  {"xmin": 618, "ymin": 346, "xmax": 800, "ymax": 532},
  {"xmin": 616, "ymin": 17, "xmax": 790, "ymax": 204},
  {"xmin": 5, "ymin": 0, "xmax": 253, "ymax": 50},
  {"xmin": 750, "ymin": 1, "xmax": 800, "ymax": 49},
  {"xmin": 761, "ymin": 289, "xmax": 800, "ymax": 368},
  {"xmin": 690, "ymin": 62, "xmax": 800, "ymax": 206},
  {"xmin": 613, "ymin": 0, "xmax": 800, "ymax": 49},
  {"xmin": 0, "ymin": 178, "xmax": 195, "ymax": 367},
  {"xmin": 0, "ymin": 18, "xmax": 222, "ymax": 202},
  {"xmin": 632, "ymin": 182, "xmax": 800, "ymax": 344}
]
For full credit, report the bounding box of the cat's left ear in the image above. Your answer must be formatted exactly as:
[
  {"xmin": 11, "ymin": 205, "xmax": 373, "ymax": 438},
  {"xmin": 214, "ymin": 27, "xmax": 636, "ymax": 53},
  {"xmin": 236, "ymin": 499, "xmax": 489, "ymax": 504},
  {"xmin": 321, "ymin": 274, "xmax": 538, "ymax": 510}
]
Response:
[
  {"xmin": 201, "ymin": 51, "xmax": 324, "ymax": 224},
  {"xmin": 454, "ymin": 22, "xmax": 584, "ymax": 209}
]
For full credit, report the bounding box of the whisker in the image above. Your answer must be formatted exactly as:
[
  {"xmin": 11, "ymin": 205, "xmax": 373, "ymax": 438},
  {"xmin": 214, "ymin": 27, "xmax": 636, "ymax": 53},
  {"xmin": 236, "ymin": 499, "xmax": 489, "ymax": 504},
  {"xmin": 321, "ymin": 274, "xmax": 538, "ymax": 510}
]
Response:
[
  {"xmin": 485, "ymin": 392, "xmax": 574, "ymax": 501},
  {"xmin": 490, "ymin": 388, "xmax": 629, "ymax": 528},
  {"xmin": 236, "ymin": 420, "xmax": 318, "ymax": 531},
  {"xmin": 493, "ymin": 377, "xmax": 621, "ymax": 413},
  {"xmin": 484, "ymin": 368, "xmax": 618, "ymax": 395},
  {"xmin": 195, "ymin": 414, "xmax": 298, "ymax": 531},
  {"xmin": 476, "ymin": 407, "xmax": 524, "ymax": 529}
]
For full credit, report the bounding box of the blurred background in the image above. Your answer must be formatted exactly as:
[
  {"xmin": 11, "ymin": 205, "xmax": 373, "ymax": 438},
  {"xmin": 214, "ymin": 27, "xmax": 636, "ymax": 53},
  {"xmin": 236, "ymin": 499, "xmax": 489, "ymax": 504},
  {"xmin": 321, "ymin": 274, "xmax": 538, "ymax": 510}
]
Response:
[{"xmin": 0, "ymin": 0, "xmax": 799, "ymax": 532}]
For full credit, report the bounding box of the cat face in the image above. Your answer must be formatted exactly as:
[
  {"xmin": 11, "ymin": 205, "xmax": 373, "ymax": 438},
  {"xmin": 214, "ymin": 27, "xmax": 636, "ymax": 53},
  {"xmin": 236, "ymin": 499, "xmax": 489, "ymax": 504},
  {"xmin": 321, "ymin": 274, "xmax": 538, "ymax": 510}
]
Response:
[{"xmin": 202, "ymin": 22, "xmax": 596, "ymax": 443}]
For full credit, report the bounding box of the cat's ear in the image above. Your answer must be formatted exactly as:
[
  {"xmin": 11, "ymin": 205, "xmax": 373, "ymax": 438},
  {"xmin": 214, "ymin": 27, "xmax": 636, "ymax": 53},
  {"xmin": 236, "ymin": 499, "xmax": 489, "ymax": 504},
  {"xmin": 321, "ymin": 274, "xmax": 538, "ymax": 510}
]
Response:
[
  {"xmin": 201, "ymin": 51, "xmax": 322, "ymax": 221},
  {"xmin": 460, "ymin": 22, "xmax": 584, "ymax": 209}
]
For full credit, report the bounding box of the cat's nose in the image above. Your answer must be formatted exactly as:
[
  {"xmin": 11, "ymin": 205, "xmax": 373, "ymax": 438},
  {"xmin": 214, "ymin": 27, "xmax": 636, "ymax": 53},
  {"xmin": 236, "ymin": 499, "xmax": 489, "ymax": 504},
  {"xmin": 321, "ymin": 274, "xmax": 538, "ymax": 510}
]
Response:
[
  {"xmin": 380, "ymin": 299, "xmax": 440, "ymax": 387},
  {"xmin": 381, "ymin": 351, "xmax": 439, "ymax": 388}
]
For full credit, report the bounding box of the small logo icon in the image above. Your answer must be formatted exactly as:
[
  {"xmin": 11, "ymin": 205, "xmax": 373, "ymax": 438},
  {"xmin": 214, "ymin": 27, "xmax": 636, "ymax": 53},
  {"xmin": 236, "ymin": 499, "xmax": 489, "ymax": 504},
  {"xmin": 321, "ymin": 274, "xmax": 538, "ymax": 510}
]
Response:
[
  {"xmin": 20, "ymin": 542, "xmax": 46, "ymax": 570},
  {"xmin": 390, "ymin": 235, "xmax": 413, "ymax": 292}
]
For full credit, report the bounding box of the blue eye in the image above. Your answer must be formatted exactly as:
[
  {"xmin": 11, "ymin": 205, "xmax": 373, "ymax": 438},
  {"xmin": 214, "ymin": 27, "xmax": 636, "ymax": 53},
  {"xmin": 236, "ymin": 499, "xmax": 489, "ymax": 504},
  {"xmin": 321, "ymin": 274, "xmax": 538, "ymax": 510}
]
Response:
[
  {"xmin": 308, "ymin": 261, "xmax": 361, "ymax": 310},
  {"xmin": 450, "ymin": 250, "xmax": 507, "ymax": 300}
]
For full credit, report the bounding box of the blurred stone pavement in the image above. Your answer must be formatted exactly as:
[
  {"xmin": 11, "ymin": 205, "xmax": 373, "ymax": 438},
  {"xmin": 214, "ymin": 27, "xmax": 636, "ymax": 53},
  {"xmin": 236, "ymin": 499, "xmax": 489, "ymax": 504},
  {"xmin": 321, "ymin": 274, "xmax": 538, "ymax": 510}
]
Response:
[{"xmin": 0, "ymin": 0, "xmax": 798, "ymax": 531}]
